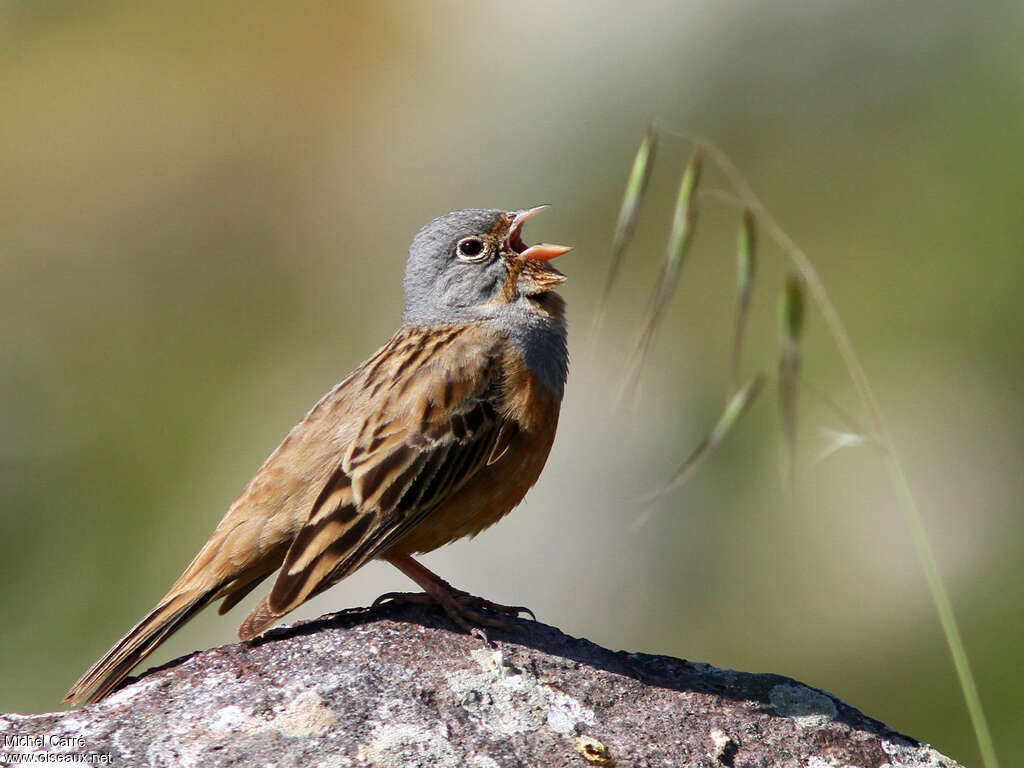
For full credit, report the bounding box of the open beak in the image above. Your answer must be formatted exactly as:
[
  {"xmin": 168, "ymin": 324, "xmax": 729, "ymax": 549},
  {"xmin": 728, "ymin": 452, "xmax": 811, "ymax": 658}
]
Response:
[{"xmin": 509, "ymin": 205, "xmax": 573, "ymax": 262}]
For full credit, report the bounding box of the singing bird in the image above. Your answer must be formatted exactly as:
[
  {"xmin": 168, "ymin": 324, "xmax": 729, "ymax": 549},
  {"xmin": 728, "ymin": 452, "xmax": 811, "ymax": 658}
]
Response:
[{"xmin": 65, "ymin": 206, "xmax": 571, "ymax": 705}]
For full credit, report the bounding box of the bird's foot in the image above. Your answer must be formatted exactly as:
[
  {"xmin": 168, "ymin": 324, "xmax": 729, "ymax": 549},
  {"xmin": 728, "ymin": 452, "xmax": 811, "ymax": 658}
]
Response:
[
  {"xmin": 376, "ymin": 554, "xmax": 534, "ymax": 638},
  {"xmin": 374, "ymin": 589, "xmax": 533, "ymax": 625}
]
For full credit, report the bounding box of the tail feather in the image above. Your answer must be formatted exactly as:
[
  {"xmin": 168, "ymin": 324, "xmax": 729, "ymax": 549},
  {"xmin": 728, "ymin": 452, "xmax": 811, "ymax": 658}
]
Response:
[
  {"xmin": 216, "ymin": 564, "xmax": 278, "ymax": 617},
  {"xmin": 236, "ymin": 564, "xmax": 339, "ymax": 641},
  {"xmin": 237, "ymin": 594, "xmax": 277, "ymax": 641},
  {"xmin": 64, "ymin": 588, "xmax": 217, "ymax": 705}
]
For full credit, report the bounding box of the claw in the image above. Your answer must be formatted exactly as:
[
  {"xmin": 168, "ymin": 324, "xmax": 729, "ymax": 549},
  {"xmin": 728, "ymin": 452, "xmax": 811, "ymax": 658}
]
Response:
[
  {"xmin": 376, "ymin": 554, "xmax": 536, "ymax": 637},
  {"xmin": 372, "ymin": 587, "xmax": 531, "ymax": 635}
]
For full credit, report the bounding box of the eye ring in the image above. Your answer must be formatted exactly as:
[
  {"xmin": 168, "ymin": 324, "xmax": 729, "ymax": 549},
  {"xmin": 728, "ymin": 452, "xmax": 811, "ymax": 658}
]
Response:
[{"xmin": 455, "ymin": 236, "xmax": 487, "ymax": 262}]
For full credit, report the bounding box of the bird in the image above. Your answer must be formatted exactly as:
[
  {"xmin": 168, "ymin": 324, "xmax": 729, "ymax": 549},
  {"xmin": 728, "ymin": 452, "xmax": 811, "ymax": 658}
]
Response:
[{"xmin": 65, "ymin": 206, "xmax": 572, "ymax": 706}]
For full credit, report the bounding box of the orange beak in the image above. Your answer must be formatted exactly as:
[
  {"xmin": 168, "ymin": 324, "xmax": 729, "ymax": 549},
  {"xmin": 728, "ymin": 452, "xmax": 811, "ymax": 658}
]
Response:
[{"xmin": 509, "ymin": 206, "xmax": 573, "ymax": 262}]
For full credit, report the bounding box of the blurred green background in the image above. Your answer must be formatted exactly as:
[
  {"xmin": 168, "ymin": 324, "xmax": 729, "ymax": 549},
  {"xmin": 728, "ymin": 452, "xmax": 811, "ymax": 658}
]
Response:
[{"xmin": 2, "ymin": 1, "xmax": 1021, "ymax": 764}]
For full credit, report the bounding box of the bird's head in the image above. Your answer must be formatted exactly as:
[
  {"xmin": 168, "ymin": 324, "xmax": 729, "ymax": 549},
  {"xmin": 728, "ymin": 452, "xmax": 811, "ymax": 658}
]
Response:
[{"xmin": 402, "ymin": 206, "xmax": 571, "ymax": 326}]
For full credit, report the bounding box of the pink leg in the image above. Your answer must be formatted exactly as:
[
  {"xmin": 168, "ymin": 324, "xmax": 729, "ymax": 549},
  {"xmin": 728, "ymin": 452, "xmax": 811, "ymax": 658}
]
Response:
[{"xmin": 376, "ymin": 553, "xmax": 535, "ymax": 637}]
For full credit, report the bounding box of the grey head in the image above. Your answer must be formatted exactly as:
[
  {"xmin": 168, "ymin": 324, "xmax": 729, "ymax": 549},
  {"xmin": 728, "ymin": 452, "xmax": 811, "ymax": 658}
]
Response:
[{"xmin": 402, "ymin": 206, "xmax": 572, "ymax": 397}]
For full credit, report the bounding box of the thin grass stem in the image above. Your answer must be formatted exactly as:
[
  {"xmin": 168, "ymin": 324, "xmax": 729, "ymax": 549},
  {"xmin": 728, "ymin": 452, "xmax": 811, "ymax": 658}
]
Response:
[{"xmin": 667, "ymin": 131, "xmax": 1000, "ymax": 768}]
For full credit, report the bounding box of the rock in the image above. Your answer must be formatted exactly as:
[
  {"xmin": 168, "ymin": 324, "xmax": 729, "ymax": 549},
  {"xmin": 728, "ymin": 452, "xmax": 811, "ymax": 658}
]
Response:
[{"xmin": 0, "ymin": 603, "xmax": 963, "ymax": 767}]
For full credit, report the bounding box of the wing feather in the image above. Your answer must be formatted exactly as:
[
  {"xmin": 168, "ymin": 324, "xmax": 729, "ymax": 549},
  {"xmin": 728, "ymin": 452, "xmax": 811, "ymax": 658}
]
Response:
[{"xmin": 243, "ymin": 325, "xmax": 506, "ymax": 632}]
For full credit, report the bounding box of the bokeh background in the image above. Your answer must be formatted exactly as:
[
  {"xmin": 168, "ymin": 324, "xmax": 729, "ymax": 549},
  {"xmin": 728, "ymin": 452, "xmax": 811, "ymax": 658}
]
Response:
[{"xmin": 2, "ymin": 1, "xmax": 1021, "ymax": 764}]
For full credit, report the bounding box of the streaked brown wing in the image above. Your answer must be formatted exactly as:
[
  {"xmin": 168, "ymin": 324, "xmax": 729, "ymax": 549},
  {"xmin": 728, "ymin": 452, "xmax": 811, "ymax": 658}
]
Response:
[{"xmin": 262, "ymin": 325, "xmax": 506, "ymax": 619}]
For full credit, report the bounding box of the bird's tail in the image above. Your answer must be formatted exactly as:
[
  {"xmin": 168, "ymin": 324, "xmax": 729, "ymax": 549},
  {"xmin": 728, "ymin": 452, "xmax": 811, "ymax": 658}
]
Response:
[{"xmin": 64, "ymin": 586, "xmax": 219, "ymax": 706}]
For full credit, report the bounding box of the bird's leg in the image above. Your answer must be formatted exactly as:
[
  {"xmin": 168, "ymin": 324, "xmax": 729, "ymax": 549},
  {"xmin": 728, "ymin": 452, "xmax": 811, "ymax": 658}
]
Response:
[{"xmin": 375, "ymin": 553, "xmax": 535, "ymax": 635}]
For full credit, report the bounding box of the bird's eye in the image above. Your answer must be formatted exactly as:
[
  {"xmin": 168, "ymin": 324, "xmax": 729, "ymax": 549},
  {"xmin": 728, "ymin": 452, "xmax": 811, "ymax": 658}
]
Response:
[{"xmin": 455, "ymin": 237, "xmax": 486, "ymax": 262}]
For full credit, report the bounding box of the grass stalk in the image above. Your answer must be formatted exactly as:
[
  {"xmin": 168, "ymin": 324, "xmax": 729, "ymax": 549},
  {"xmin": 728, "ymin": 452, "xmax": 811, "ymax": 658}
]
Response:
[{"xmin": 674, "ymin": 132, "xmax": 999, "ymax": 768}]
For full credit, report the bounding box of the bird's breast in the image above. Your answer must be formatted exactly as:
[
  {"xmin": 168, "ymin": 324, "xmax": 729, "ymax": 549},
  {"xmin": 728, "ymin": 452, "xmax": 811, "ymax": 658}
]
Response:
[{"xmin": 384, "ymin": 346, "xmax": 563, "ymax": 555}]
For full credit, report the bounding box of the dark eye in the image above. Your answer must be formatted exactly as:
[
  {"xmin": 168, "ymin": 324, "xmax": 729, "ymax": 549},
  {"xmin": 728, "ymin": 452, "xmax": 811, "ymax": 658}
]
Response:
[{"xmin": 455, "ymin": 237, "xmax": 486, "ymax": 261}]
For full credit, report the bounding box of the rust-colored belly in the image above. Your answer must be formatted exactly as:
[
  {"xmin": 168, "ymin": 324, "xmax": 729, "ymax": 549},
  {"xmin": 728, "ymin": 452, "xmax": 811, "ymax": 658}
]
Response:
[{"xmin": 385, "ymin": 385, "xmax": 560, "ymax": 556}]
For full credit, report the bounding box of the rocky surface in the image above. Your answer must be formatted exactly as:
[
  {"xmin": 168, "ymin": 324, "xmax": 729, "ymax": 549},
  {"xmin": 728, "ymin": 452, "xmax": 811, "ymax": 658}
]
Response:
[{"xmin": 0, "ymin": 603, "xmax": 963, "ymax": 767}]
